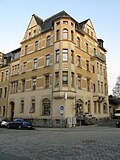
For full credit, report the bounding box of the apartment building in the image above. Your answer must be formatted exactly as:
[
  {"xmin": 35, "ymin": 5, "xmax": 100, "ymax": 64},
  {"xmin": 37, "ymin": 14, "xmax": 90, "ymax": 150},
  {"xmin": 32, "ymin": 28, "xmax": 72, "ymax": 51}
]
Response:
[{"xmin": 0, "ymin": 11, "xmax": 109, "ymax": 127}]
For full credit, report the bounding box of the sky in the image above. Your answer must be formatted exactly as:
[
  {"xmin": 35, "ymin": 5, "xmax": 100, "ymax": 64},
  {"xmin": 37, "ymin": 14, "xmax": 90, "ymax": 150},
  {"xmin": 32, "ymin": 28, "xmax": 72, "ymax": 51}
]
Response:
[{"xmin": 0, "ymin": 0, "xmax": 120, "ymax": 95}]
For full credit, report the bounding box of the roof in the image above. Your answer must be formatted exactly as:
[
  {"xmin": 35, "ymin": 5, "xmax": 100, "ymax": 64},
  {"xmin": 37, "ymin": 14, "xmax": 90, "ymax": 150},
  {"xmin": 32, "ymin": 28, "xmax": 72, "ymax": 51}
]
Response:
[
  {"xmin": 33, "ymin": 10, "xmax": 84, "ymax": 34},
  {"xmin": 79, "ymin": 18, "xmax": 90, "ymax": 30}
]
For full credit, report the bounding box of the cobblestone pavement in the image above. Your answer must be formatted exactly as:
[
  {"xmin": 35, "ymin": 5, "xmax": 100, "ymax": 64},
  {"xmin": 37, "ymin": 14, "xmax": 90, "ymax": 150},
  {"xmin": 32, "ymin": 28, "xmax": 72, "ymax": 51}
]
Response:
[{"xmin": 0, "ymin": 126, "xmax": 120, "ymax": 160}]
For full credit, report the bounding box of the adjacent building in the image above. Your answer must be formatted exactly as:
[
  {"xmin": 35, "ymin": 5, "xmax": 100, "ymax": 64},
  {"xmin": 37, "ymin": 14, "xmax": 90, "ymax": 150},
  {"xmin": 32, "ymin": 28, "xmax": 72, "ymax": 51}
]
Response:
[{"xmin": 0, "ymin": 11, "xmax": 109, "ymax": 127}]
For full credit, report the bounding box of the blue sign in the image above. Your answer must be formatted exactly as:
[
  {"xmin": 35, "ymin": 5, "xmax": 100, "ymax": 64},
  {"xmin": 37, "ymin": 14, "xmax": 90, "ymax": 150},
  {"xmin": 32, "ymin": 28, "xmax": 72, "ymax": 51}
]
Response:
[{"xmin": 60, "ymin": 106, "xmax": 64, "ymax": 110}]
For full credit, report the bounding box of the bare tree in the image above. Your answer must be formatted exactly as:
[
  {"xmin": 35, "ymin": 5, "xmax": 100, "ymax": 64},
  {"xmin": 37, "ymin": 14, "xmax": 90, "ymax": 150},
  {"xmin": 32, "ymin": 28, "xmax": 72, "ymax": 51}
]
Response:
[{"xmin": 112, "ymin": 75, "xmax": 120, "ymax": 97}]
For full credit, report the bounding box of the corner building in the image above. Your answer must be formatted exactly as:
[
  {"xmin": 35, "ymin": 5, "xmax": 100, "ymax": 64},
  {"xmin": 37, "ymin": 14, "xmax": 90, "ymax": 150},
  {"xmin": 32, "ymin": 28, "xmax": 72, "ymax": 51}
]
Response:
[{"xmin": 1, "ymin": 11, "xmax": 109, "ymax": 127}]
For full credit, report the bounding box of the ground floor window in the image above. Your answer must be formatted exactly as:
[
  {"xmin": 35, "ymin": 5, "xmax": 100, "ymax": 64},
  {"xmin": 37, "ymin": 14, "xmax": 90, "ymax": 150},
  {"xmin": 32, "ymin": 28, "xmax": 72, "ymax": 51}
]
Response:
[
  {"xmin": 103, "ymin": 103, "xmax": 108, "ymax": 114},
  {"xmin": 42, "ymin": 98, "xmax": 51, "ymax": 115},
  {"xmin": 76, "ymin": 99, "xmax": 83, "ymax": 115}
]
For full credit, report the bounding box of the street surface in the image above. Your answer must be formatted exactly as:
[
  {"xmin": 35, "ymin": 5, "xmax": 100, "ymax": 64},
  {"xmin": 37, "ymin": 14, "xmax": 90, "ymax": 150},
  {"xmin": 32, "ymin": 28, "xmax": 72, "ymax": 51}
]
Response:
[{"xmin": 0, "ymin": 126, "xmax": 120, "ymax": 160}]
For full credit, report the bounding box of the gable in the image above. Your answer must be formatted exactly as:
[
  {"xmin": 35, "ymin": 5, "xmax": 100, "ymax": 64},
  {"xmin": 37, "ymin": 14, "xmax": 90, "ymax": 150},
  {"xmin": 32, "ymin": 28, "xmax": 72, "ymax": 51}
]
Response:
[
  {"xmin": 28, "ymin": 16, "xmax": 37, "ymax": 29},
  {"xmin": 84, "ymin": 19, "xmax": 97, "ymax": 40}
]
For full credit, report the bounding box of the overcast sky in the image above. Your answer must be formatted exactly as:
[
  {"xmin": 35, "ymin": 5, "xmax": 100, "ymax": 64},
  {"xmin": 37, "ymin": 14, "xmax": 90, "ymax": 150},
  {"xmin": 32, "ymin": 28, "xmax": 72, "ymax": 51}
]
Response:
[{"xmin": 0, "ymin": 0, "xmax": 120, "ymax": 94}]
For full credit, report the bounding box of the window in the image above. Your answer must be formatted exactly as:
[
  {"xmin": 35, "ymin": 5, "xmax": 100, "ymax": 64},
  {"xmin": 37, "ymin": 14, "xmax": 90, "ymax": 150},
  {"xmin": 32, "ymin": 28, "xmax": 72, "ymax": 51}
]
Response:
[
  {"xmin": 63, "ymin": 29, "xmax": 68, "ymax": 39},
  {"xmin": 6, "ymin": 71, "xmax": 8, "ymax": 81},
  {"xmin": 87, "ymin": 78, "xmax": 90, "ymax": 91},
  {"xmin": 45, "ymin": 75, "xmax": 49, "ymax": 88},
  {"xmin": 78, "ymin": 75, "xmax": 81, "ymax": 89},
  {"xmin": 94, "ymin": 101, "xmax": 97, "ymax": 114},
  {"xmin": 34, "ymin": 30, "xmax": 36, "ymax": 36},
  {"xmin": 101, "ymin": 82, "xmax": 103, "ymax": 93},
  {"xmin": 20, "ymin": 100, "xmax": 24, "ymax": 113},
  {"xmin": 15, "ymin": 52, "xmax": 20, "ymax": 59},
  {"xmin": 21, "ymin": 79, "xmax": 25, "ymax": 92},
  {"xmin": 86, "ymin": 60, "xmax": 89, "ymax": 71},
  {"xmin": 91, "ymin": 31, "xmax": 93, "ymax": 37},
  {"xmin": 105, "ymin": 84, "xmax": 107, "ymax": 95},
  {"xmin": 88, "ymin": 101, "xmax": 91, "ymax": 113},
  {"xmin": 56, "ymin": 21, "xmax": 60, "ymax": 25},
  {"xmin": 71, "ymin": 72, "xmax": 74, "ymax": 87},
  {"xmin": 71, "ymin": 50, "xmax": 74, "ymax": 63},
  {"xmin": 97, "ymin": 62, "xmax": 99, "ymax": 74},
  {"xmin": 77, "ymin": 55, "xmax": 81, "ymax": 67},
  {"xmin": 0, "ymin": 88, "xmax": 2, "ymax": 98},
  {"xmin": 18, "ymin": 64, "xmax": 20, "ymax": 74},
  {"xmin": 15, "ymin": 81, "xmax": 18, "ymax": 93},
  {"xmin": 94, "ymin": 48, "xmax": 96, "ymax": 55},
  {"xmin": 28, "ymin": 32, "xmax": 31, "ymax": 38},
  {"xmin": 56, "ymin": 30, "xmax": 60, "ymax": 41},
  {"xmin": 93, "ymin": 66, "xmax": 95, "ymax": 73},
  {"xmin": 98, "ymin": 81, "xmax": 100, "ymax": 92},
  {"xmin": 25, "ymin": 45, "xmax": 28, "ymax": 54},
  {"xmin": 3, "ymin": 106, "xmax": 5, "ymax": 117},
  {"xmin": 4, "ymin": 87, "xmax": 7, "ymax": 98},
  {"xmin": 100, "ymin": 64, "xmax": 102, "ymax": 75},
  {"xmin": 42, "ymin": 98, "xmax": 50, "ymax": 115},
  {"xmin": 31, "ymin": 99, "xmax": 35, "ymax": 113},
  {"xmin": 103, "ymin": 103, "xmax": 108, "ymax": 114},
  {"xmin": 71, "ymin": 22, "xmax": 74, "ymax": 26},
  {"xmin": 63, "ymin": 49, "xmax": 68, "ymax": 62},
  {"xmin": 46, "ymin": 35, "xmax": 50, "ymax": 46},
  {"xmin": 56, "ymin": 50, "xmax": 59, "ymax": 63},
  {"xmin": 12, "ymin": 66, "xmax": 14, "ymax": 75},
  {"xmin": 76, "ymin": 37, "xmax": 80, "ymax": 47},
  {"xmin": 23, "ymin": 62, "xmax": 27, "ymax": 72},
  {"xmin": 93, "ymin": 84, "xmax": 96, "ymax": 92},
  {"xmin": 98, "ymin": 102, "xmax": 101, "ymax": 114},
  {"xmin": 71, "ymin": 31, "xmax": 74, "ymax": 41},
  {"xmin": 1, "ymin": 72, "xmax": 4, "ymax": 82},
  {"xmin": 32, "ymin": 77, "xmax": 36, "ymax": 90},
  {"xmin": 62, "ymin": 71, "xmax": 68, "ymax": 85},
  {"xmin": 86, "ymin": 43, "xmax": 89, "ymax": 53},
  {"xmin": 34, "ymin": 58, "xmax": 38, "ymax": 69},
  {"xmin": 55, "ymin": 72, "xmax": 59, "ymax": 86},
  {"xmin": 35, "ymin": 41, "xmax": 39, "ymax": 50},
  {"xmin": 63, "ymin": 21, "xmax": 68, "ymax": 24},
  {"xmin": 46, "ymin": 54, "xmax": 50, "ymax": 66},
  {"xmin": 87, "ymin": 28, "xmax": 89, "ymax": 34}
]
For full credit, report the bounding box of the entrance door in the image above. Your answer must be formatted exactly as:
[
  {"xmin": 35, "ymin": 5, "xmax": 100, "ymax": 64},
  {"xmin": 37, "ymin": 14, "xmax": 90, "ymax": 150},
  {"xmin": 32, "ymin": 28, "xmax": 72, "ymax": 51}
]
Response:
[{"xmin": 9, "ymin": 102, "xmax": 14, "ymax": 121}]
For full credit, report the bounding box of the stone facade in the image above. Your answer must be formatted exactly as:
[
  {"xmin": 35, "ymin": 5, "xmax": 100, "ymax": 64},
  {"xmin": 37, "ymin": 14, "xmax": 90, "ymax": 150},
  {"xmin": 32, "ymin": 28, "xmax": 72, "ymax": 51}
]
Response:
[{"xmin": 0, "ymin": 11, "xmax": 109, "ymax": 127}]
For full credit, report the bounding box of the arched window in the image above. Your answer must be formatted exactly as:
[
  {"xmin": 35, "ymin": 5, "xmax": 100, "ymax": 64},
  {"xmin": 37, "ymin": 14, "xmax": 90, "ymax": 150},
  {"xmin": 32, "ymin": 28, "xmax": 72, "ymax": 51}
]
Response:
[
  {"xmin": 42, "ymin": 98, "xmax": 50, "ymax": 115},
  {"xmin": 63, "ymin": 29, "xmax": 68, "ymax": 39},
  {"xmin": 103, "ymin": 103, "xmax": 108, "ymax": 114},
  {"xmin": 35, "ymin": 41, "xmax": 38, "ymax": 50},
  {"xmin": 20, "ymin": 100, "xmax": 24, "ymax": 113},
  {"xmin": 46, "ymin": 35, "xmax": 50, "ymax": 46},
  {"xmin": 76, "ymin": 37, "xmax": 80, "ymax": 47},
  {"xmin": 56, "ymin": 30, "xmax": 60, "ymax": 41},
  {"xmin": 71, "ymin": 31, "xmax": 74, "ymax": 41},
  {"xmin": 76, "ymin": 99, "xmax": 83, "ymax": 115},
  {"xmin": 31, "ymin": 99, "xmax": 35, "ymax": 113}
]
